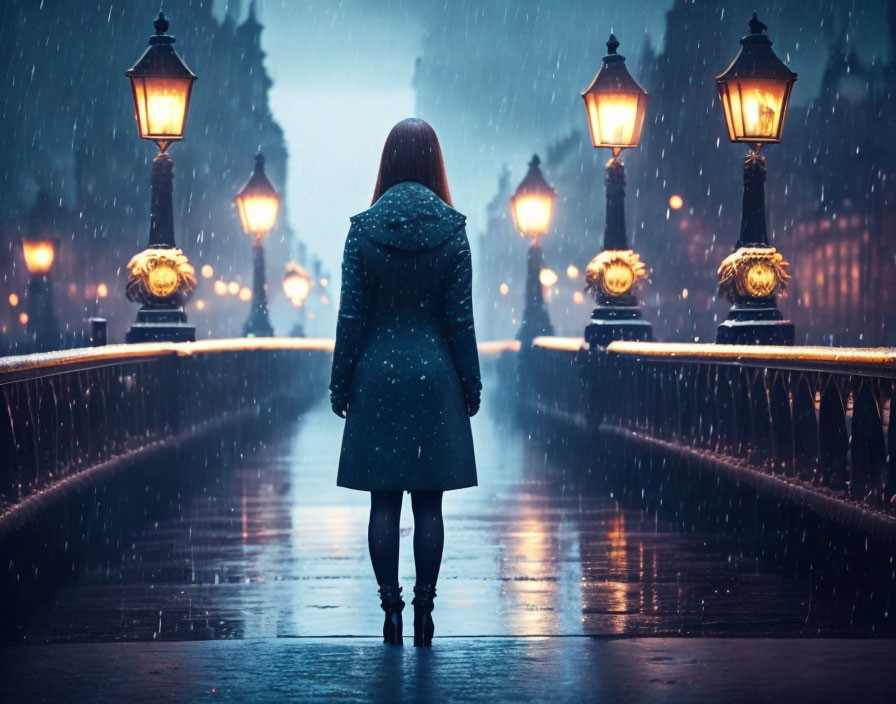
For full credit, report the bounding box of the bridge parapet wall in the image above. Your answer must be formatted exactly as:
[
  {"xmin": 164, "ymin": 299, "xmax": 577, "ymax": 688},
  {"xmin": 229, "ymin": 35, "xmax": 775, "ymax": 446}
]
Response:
[
  {"xmin": 0, "ymin": 339, "xmax": 333, "ymax": 537},
  {"xmin": 520, "ymin": 338, "xmax": 896, "ymax": 543}
]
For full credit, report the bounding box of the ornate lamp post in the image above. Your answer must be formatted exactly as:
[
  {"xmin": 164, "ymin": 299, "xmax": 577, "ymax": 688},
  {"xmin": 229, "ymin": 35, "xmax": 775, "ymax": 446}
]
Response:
[
  {"xmin": 235, "ymin": 151, "xmax": 280, "ymax": 337},
  {"xmin": 124, "ymin": 12, "xmax": 198, "ymax": 343},
  {"xmin": 715, "ymin": 13, "xmax": 797, "ymax": 345},
  {"xmin": 510, "ymin": 155, "xmax": 556, "ymax": 343},
  {"xmin": 580, "ymin": 33, "xmax": 651, "ymax": 347},
  {"xmin": 282, "ymin": 262, "xmax": 312, "ymax": 337},
  {"xmin": 21, "ymin": 236, "xmax": 59, "ymax": 352}
]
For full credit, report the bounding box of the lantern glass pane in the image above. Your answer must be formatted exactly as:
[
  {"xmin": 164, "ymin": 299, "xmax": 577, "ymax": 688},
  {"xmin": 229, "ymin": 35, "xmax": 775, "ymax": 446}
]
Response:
[
  {"xmin": 237, "ymin": 194, "xmax": 280, "ymax": 237},
  {"xmin": 724, "ymin": 78, "xmax": 789, "ymax": 142},
  {"xmin": 283, "ymin": 274, "xmax": 312, "ymax": 305},
  {"xmin": 131, "ymin": 76, "xmax": 193, "ymax": 141},
  {"xmin": 22, "ymin": 241, "xmax": 55, "ymax": 275},
  {"xmin": 512, "ymin": 194, "xmax": 554, "ymax": 239},
  {"xmin": 585, "ymin": 91, "xmax": 644, "ymax": 148}
]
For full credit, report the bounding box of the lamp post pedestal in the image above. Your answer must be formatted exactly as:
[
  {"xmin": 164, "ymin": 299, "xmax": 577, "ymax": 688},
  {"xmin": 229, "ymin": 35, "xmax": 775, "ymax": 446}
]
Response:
[
  {"xmin": 25, "ymin": 273, "xmax": 60, "ymax": 352},
  {"xmin": 716, "ymin": 149, "xmax": 794, "ymax": 345},
  {"xmin": 243, "ymin": 240, "xmax": 274, "ymax": 337},
  {"xmin": 585, "ymin": 158, "xmax": 652, "ymax": 348},
  {"xmin": 517, "ymin": 242, "xmax": 553, "ymax": 345},
  {"xmin": 126, "ymin": 151, "xmax": 196, "ymax": 343}
]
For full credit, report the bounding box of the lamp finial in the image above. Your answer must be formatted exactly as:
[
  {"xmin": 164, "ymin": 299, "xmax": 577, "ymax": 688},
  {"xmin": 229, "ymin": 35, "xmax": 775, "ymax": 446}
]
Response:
[
  {"xmin": 749, "ymin": 12, "xmax": 767, "ymax": 35},
  {"xmin": 606, "ymin": 33, "xmax": 620, "ymax": 54}
]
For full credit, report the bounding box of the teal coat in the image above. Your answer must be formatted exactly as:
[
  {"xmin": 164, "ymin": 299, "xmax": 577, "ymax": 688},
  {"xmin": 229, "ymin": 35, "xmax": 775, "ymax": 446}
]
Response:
[{"xmin": 330, "ymin": 181, "xmax": 481, "ymax": 492}]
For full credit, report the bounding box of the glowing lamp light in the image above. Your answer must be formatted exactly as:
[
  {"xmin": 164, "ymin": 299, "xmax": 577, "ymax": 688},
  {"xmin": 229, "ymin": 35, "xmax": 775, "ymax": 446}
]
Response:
[
  {"xmin": 195, "ymin": 299, "xmax": 206, "ymax": 311},
  {"xmin": 228, "ymin": 281, "xmax": 240, "ymax": 295},
  {"xmin": 19, "ymin": 312, "xmax": 29, "ymax": 325},
  {"xmin": 669, "ymin": 194, "xmax": 684, "ymax": 210},
  {"xmin": 510, "ymin": 155, "xmax": 556, "ymax": 240},
  {"xmin": 573, "ymin": 291, "xmax": 585, "ymax": 305},
  {"xmin": 235, "ymin": 152, "xmax": 281, "ymax": 240},
  {"xmin": 200, "ymin": 264, "xmax": 214, "ymax": 278},
  {"xmin": 282, "ymin": 262, "xmax": 313, "ymax": 307},
  {"xmin": 126, "ymin": 13, "xmax": 196, "ymax": 151},
  {"xmin": 22, "ymin": 239, "xmax": 56, "ymax": 275},
  {"xmin": 716, "ymin": 14, "xmax": 796, "ymax": 144},
  {"xmin": 582, "ymin": 34, "xmax": 647, "ymax": 155},
  {"xmin": 499, "ymin": 282, "xmax": 510, "ymax": 296},
  {"xmin": 566, "ymin": 265, "xmax": 580, "ymax": 280},
  {"xmin": 97, "ymin": 283, "xmax": 109, "ymax": 298},
  {"xmin": 214, "ymin": 280, "xmax": 227, "ymax": 296},
  {"xmin": 239, "ymin": 287, "xmax": 252, "ymax": 302},
  {"xmin": 539, "ymin": 268, "xmax": 559, "ymax": 288},
  {"xmin": 8, "ymin": 293, "xmax": 19, "ymax": 307}
]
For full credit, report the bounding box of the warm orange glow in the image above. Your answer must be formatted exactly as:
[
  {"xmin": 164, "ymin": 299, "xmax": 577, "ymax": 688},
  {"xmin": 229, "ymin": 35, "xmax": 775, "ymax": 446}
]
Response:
[
  {"xmin": 96, "ymin": 283, "xmax": 109, "ymax": 298},
  {"xmin": 8, "ymin": 293, "xmax": 19, "ymax": 307},
  {"xmin": 239, "ymin": 287, "xmax": 252, "ymax": 302},
  {"xmin": 200, "ymin": 264, "xmax": 214, "ymax": 278},
  {"xmin": 668, "ymin": 194, "xmax": 684, "ymax": 210},
  {"xmin": 718, "ymin": 78, "xmax": 790, "ymax": 143},
  {"xmin": 584, "ymin": 91, "xmax": 644, "ymax": 150},
  {"xmin": 130, "ymin": 76, "xmax": 193, "ymax": 147},
  {"xmin": 682, "ymin": 287, "xmax": 689, "ymax": 299},
  {"xmin": 320, "ymin": 294, "xmax": 330, "ymax": 306},
  {"xmin": 539, "ymin": 268, "xmax": 559, "ymax": 287},
  {"xmin": 22, "ymin": 240, "xmax": 55, "ymax": 275},
  {"xmin": 573, "ymin": 290, "xmax": 585, "ymax": 305},
  {"xmin": 195, "ymin": 299, "xmax": 206, "ymax": 311},
  {"xmin": 214, "ymin": 280, "xmax": 227, "ymax": 296},
  {"xmin": 566, "ymin": 265, "xmax": 580, "ymax": 279},
  {"xmin": 283, "ymin": 263, "xmax": 313, "ymax": 306},
  {"xmin": 228, "ymin": 281, "xmax": 240, "ymax": 295},
  {"xmin": 320, "ymin": 277, "xmax": 329, "ymax": 288},
  {"xmin": 236, "ymin": 193, "xmax": 280, "ymax": 238},
  {"xmin": 511, "ymin": 194, "xmax": 553, "ymax": 239},
  {"xmin": 18, "ymin": 312, "xmax": 29, "ymax": 325},
  {"xmin": 499, "ymin": 282, "xmax": 510, "ymax": 296}
]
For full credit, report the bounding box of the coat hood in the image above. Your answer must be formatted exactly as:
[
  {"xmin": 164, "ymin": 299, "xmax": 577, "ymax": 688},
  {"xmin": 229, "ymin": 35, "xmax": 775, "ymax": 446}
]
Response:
[{"xmin": 350, "ymin": 181, "xmax": 466, "ymax": 252}]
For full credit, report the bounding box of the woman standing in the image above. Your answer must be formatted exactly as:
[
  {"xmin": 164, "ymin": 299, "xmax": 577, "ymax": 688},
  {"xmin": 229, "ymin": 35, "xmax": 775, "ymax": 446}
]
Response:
[{"xmin": 330, "ymin": 118, "xmax": 481, "ymax": 647}]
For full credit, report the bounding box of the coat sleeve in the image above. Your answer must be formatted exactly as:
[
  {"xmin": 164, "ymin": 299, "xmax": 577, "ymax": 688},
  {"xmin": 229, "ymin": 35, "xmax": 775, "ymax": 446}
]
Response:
[
  {"xmin": 330, "ymin": 226, "xmax": 367, "ymax": 406},
  {"xmin": 444, "ymin": 230, "xmax": 482, "ymax": 403}
]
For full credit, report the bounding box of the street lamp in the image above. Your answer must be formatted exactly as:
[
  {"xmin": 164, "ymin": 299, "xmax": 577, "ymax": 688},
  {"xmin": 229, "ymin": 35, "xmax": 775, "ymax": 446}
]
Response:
[
  {"xmin": 510, "ymin": 154, "xmax": 556, "ymax": 343},
  {"xmin": 715, "ymin": 13, "xmax": 797, "ymax": 345},
  {"xmin": 21, "ymin": 236, "xmax": 60, "ymax": 352},
  {"xmin": 236, "ymin": 150, "xmax": 280, "ymax": 337},
  {"xmin": 282, "ymin": 262, "xmax": 312, "ymax": 337},
  {"xmin": 580, "ymin": 33, "xmax": 651, "ymax": 347},
  {"xmin": 124, "ymin": 11, "xmax": 198, "ymax": 343}
]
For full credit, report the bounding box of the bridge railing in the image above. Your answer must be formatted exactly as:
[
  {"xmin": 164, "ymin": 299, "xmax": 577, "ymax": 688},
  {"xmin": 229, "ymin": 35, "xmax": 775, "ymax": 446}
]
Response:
[
  {"xmin": 520, "ymin": 337, "xmax": 896, "ymax": 538},
  {"xmin": 0, "ymin": 339, "xmax": 332, "ymax": 536}
]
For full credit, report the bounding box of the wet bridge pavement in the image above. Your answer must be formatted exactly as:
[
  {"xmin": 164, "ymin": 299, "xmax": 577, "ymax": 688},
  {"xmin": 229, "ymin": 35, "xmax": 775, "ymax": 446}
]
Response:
[{"xmin": 4, "ymin": 388, "xmax": 896, "ymax": 702}]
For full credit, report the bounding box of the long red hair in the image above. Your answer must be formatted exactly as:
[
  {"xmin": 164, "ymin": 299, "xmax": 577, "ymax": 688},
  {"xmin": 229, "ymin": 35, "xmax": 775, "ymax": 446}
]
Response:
[{"xmin": 372, "ymin": 118, "xmax": 453, "ymax": 206}]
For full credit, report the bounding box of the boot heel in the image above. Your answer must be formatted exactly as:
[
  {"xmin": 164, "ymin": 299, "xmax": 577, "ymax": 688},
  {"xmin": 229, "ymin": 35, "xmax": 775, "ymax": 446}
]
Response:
[
  {"xmin": 412, "ymin": 584, "xmax": 436, "ymax": 647},
  {"xmin": 378, "ymin": 584, "xmax": 404, "ymax": 646}
]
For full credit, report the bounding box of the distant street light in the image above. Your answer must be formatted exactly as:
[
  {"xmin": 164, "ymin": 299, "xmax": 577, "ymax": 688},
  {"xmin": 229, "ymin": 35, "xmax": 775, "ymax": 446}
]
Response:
[
  {"xmin": 21, "ymin": 235, "xmax": 59, "ymax": 352},
  {"xmin": 581, "ymin": 33, "xmax": 651, "ymax": 347},
  {"xmin": 236, "ymin": 151, "xmax": 280, "ymax": 337},
  {"xmin": 124, "ymin": 11, "xmax": 198, "ymax": 343},
  {"xmin": 510, "ymin": 155, "xmax": 556, "ymax": 344},
  {"xmin": 715, "ymin": 13, "xmax": 797, "ymax": 345},
  {"xmin": 282, "ymin": 262, "xmax": 312, "ymax": 337}
]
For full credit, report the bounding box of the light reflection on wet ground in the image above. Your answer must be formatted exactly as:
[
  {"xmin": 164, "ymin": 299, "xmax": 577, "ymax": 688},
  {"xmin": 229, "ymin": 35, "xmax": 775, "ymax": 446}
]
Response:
[{"xmin": 19, "ymin": 387, "xmax": 890, "ymax": 642}]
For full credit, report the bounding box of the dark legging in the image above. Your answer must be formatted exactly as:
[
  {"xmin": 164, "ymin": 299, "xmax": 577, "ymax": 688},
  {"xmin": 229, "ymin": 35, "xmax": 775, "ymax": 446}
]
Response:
[{"xmin": 368, "ymin": 490, "xmax": 443, "ymax": 588}]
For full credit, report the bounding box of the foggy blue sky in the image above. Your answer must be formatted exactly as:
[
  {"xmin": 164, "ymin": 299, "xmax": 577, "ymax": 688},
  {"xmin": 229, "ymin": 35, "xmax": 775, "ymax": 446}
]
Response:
[{"xmin": 215, "ymin": 0, "xmax": 893, "ymax": 282}]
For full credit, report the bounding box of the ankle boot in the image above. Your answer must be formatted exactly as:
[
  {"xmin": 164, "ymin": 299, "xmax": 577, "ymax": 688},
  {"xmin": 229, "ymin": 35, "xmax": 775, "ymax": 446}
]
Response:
[
  {"xmin": 378, "ymin": 584, "xmax": 404, "ymax": 645},
  {"xmin": 412, "ymin": 584, "xmax": 436, "ymax": 647}
]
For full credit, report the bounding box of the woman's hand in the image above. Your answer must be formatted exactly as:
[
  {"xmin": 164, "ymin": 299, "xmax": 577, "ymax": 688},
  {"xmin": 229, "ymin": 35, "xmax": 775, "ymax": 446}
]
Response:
[
  {"xmin": 331, "ymin": 393, "xmax": 349, "ymax": 418},
  {"xmin": 465, "ymin": 391, "xmax": 480, "ymax": 417}
]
